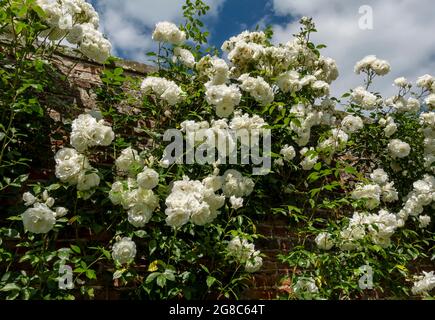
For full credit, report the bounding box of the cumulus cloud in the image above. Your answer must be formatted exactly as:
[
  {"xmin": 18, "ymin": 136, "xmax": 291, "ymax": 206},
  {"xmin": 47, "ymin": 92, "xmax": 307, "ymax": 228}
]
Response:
[
  {"xmin": 92, "ymin": 0, "xmax": 226, "ymax": 62},
  {"xmin": 271, "ymin": 0, "xmax": 435, "ymax": 97}
]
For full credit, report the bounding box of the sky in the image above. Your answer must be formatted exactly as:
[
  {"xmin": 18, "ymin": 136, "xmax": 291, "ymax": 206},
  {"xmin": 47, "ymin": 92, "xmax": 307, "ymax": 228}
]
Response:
[{"xmin": 90, "ymin": 0, "xmax": 435, "ymax": 97}]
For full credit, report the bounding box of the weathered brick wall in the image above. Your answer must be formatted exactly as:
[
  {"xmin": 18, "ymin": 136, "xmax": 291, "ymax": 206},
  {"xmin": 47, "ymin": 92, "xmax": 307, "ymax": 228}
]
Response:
[{"xmin": 13, "ymin": 48, "xmax": 291, "ymax": 300}]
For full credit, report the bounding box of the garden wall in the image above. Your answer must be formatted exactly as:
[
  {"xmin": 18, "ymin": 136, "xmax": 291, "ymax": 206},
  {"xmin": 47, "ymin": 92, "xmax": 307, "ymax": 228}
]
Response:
[{"xmin": 27, "ymin": 48, "xmax": 294, "ymax": 300}]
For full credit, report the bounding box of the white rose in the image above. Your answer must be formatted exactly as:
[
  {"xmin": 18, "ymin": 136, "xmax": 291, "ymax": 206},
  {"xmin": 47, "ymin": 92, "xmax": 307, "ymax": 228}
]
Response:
[
  {"xmin": 112, "ymin": 237, "xmax": 137, "ymax": 265},
  {"xmin": 245, "ymin": 254, "xmax": 263, "ymax": 273},
  {"xmin": 315, "ymin": 232, "xmax": 334, "ymax": 250},
  {"xmin": 45, "ymin": 197, "xmax": 55, "ymax": 207},
  {"xmin": 215, "ymin": 103, "xmax": 235, "ymax": 118},
  {"xmin": 77, "ymin": 172, "xmax": 100, "ymax": 191},
  {"xmin": 388, "ymin": 139, "xmax": 411, "ymax": 158},
  {"xmin": 418, "ymin": 215, "xmax": 431, "ymax": 228},
  {"xmin": 370, "ymin": 168, "xmax": 389, "ymax": 186},
  {"xmin": 92, "ymin": 123, "xmax": 115, "ymax": 146},
  {"xmin": 109, "ymin": 181, "xmax": 124, "ymax": 205},
  {"xmin": 54, "ymin": 148, "xmax": 79, "ymax": 164},
  {"xmin": 55, "ymin": 159, "xmax": 82, "ymax": 184},
  {"xmin": 70, "ymin": 132, "xmax": 89, "ymax": 152},
  {"xmin": 22, "ymin": 203, "xmax": 56, "ymax": 234},
  {"xmin": 22, "ymin": 192, "xmax": 36, "ymax": 206},
  {"xmin": 425, "ymin": 94, "xmax": 435, "ymax": 108},
  {"xmin": 202, "ymin": 175, "xmax": 223, "ymax": 192},
  {"xmin": 280, "ymin": 145, "xmax": 296, "ymax": 161},
  {"xmin": 165, "ymin": 208, "xmax": 190, "ymax": 228},
  {"xmin": 394, "ymin": 77, "xmax": 409, "ymax": 87},
  {"xmin": 230, "ymin": 196, "xmax": 244, "ymax": 209},
  {"xmin": 55, "ymin": 207, "xmax": 68, "ymax": 218},
  {"xmin": 190, "ymin": 204, "xmax": 212, "ymax": 226},
  {"xmin": 115, "ymin": 147, "xmax": 142, "ymax": 173},
  {"xmin": 407, "ymin": 98, "xmax": 420, "ymax": 113},
  {"xmin": 127, "ymin": 205, "xmax": 153, "ymax": 227},
  {"xmin": 137, "ymin": 167, "xmax": 159, "ymax": 190},
  {"xmin": 341, "ymin": 115, "xmax": 364, "ymax": 133},
  {"xmin": 384, "ymin": 122, "xmax": 397, "ymax": 138}
]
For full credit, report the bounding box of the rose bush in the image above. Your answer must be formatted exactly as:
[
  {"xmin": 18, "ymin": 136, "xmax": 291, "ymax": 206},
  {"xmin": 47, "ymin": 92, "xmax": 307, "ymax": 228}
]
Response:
[{"xmin": 0, "ymin": 0, "xmax": 433, "ymax": 300}]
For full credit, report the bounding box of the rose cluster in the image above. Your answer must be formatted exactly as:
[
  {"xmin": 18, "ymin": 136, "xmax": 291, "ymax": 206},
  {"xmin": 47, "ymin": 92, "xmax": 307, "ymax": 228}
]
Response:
[{"xmin": 36, "ymin": 0, "xmax": 111, "ymax": 63}]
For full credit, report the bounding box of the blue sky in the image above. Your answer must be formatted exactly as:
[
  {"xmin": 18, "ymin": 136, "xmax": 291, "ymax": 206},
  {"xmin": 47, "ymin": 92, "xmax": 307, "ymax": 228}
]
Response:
[
  {"xmin": 203, "ymin": 0, "xmax": 292, "ymax": 50},
  {"xmin": 90, "ymin": 0, "xmax": 435, "ymax": 97}
]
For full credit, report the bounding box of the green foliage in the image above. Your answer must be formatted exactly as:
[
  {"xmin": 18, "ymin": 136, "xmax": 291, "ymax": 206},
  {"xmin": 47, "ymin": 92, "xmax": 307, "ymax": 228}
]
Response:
[{"xmin": 0, "ymin": 0, "xmax": 434, "ymax": 302}]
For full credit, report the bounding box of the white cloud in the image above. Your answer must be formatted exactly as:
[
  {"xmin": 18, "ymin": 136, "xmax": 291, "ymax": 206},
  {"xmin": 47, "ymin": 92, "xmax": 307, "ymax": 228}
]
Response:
[
  {"xmin": 271, "ymin": 0, "xmax": 435, "ymax": 97},
  {"xmin": 94, "ymin": 0, "xmax": 226, "ymax": 61}
]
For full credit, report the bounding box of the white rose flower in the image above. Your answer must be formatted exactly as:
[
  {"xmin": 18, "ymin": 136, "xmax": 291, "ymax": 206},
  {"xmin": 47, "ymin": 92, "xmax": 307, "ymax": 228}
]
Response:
[
  {"xmin": 22, "ymin": 203, "xmax": 56, "ymax": 234},
  {"xmin": 152, "ymin": 21, "xmax": 186, "ymax": 45},
  {"xmin": 384, "ymin": 122, "xmax": 397, "ymax": 137},
  {"xmin": 79, "ymin": 26, "xmax": 112, "ymax": 63},
  {"xmin": 300, "ymin": 149, "xmax": 318, "ymax": 171},
  {"xmin": 407, "ymin": 98, "xmax": 421, "ymax": 113},
  {"xmin": 315, "ymin": 232, "xmax": 334, "ymax": 250},
  {"xmin": 388, "ymin": 139, "xmax": 411, "ymax": 158},
  {"xmin": 381, "ymin": 182, "xmax": 399, "ymax": 203},
  {"xmin": 55, "ymin": 207, "xmax": 68, "ymax": 218},
  {"xmin": 55, "ymin": 158, "xmax": 82, "ymax": 184},
  {"xmin": 173, "ymin": 47, "xmax": 195, "ymax": 68},
  {"xmin": 54, "ymin": 148, "xmax": 79, "ymax": 163},
  {"xmin": 45, "ymin": 197, "xmax": 55, "ymax": 208},
  {"xmin": 91, "ymin": 122, "xmax": 115, "ymax": 146},
  {"xmin": 127, "ymin": 205, "xmax": 153, "ymax": 227},
  {"xmin": 341, "ymin": 115, "xmax": 364, "ymax": 133},
  {"xmin": 141, "ymin": 76, "xmax": 185, "ymax": 106},
  {"xmin": 280, "ymin": 144, "xmax": 296, "ymax": 162},
  {"xmin": 411, "ymin": 271, "xmax": 435, "ymax": 295},
  {"xmin": 190, "ymin": 203, "xmax": 212, "ymax": 226},
  {"xmin": 165, "ymin": 208, "xmax": 190, "ymax": 228},
  {"xmin": 370, "ymin": 168, "xmax": 389, "ymax": 186},
  {"xmin": 205, "ymin": 83, "xmax": 241, "ymax": 118},
  {"xmin": 394, "ymin": 77, "xmax": 409, "ymax": 88},
  {"xmin": 293, "ymin": 278, "xmax": 319, "ymax": 297},
  {"xmin": 112, "ymin": 237, "xmax": 137, "ymax": 265},
  {"xmin": 77, "ymin": 172, "xmax": 100, "ymax": 191},
  {"xmin": 137, "ymin": 167, "xmax": 159, "ymax": 190},
  {"xmin": 274, "ymin": 158, "xmax": 284, "ymax": 166},
  {"xmin": 371, "ymin": 58, "xmax": 390, "ymax": 76},
  {"xmin": 23, "ymin": 192, "xmax": 36, "ymax": 206},
  {"xmin": 416, "ymin": 74, "xmax": 434, "ymax": 89},
  {"xmin": 245, "ymin": 253, "xmax": 263, "ymax": 273},
  {"xmin": 229, "ymin": 196, "xmax": 244, "ymax": 209},
  {"xmin": 202, "ymin": 175, "xmax": 223, "ymax": 192},
  {"xmin": 115, "ymin": 147, "xmax": 142, "ymax": 173},
  {"xmin": 109, "ymin": 181, "xmax": 124, "ymax": 205},
  {"xmin": 418, "ymin": 215, "xmax": 431, "ymax": 228},
  {"xmin": 425, "ymin": 94, "xmax": 435, "ymax": 108}
]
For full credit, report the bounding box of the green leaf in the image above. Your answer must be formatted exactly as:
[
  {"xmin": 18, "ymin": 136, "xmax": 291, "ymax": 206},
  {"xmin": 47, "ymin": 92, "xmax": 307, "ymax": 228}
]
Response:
[
  {"xmin": 156, "ymin": 275, "xmax": 166, "ymax": 288},
  {"xmin": 164, "ymin": 269, "xmax": 176, "ymax": 282},
  {"xmin": 134, "ymin": 230, "xmax": 147, "ymax": 238},
  {"xmin": 344, "ymin": 166, "xmax": 358, "ymax": 175},
  {"xmin": 0, "ymin": 283, "xmax": 20, "ymax": 292},
  {"xmin": 86, "ymin": 269, "xmax": 96, "ymax": 280},
  {"xmin": 146, "ymin": 272, "xmax": 160, "ymax": 283},
  {"xmin": 206, "ymin": 276, "xmax": 216, "ymax": 288},
  {"xmin": 200, "ymin": 264, "xmax": 209, "ymax": 273},
  {"xmin": 70, "ymin": 245, "xmax": 81, "ymax": 254}
]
